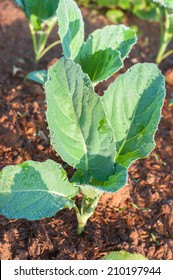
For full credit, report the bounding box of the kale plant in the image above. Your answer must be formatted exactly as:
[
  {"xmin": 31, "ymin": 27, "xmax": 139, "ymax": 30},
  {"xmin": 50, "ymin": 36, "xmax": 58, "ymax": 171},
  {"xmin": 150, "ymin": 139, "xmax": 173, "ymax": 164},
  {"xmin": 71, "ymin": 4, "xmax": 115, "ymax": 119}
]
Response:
[{"xmin": 0, "ymin": 0, "xmax": 166, "ymax": 235}]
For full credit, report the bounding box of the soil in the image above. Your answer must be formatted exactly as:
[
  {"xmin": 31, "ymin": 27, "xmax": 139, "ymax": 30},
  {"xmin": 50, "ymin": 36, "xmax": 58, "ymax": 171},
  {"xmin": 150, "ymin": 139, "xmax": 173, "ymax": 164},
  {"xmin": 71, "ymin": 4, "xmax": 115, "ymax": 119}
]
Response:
[{"xmin": 0, "ymin": 0, "xmax": 173, "ymax": 260}]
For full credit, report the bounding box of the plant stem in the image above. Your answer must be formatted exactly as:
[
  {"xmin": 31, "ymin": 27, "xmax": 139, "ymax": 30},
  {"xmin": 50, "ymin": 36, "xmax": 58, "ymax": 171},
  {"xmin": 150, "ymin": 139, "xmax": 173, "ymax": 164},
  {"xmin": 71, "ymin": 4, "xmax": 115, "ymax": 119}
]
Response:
[
  {"xmin": 161, "ymin": 48, "xmax": 173, "ymax": 60},
  {"xmin": 74, "ymin": 194, "xmax": 102, "ymax": 235},
  {"xmin": 29, "ymin": 23, "xmax": 59, "ymax": 66},
  {"xmin": 156, "ymin": 37, "xmax": 171, "ymax": 64},
  {"xmin": 37, "ymin": 40, "xmax": 61, "ymax": 61},
  {"xmin": 156, "ymin": 10, "xmax": 173, "ymax": 64},
  {"xmin": 29, "ymin": 24, "xmax": 38, "ymax": 67},
  {"xmin": 77, "ymin": 221, "xmax": 87, "ymax": 235}
]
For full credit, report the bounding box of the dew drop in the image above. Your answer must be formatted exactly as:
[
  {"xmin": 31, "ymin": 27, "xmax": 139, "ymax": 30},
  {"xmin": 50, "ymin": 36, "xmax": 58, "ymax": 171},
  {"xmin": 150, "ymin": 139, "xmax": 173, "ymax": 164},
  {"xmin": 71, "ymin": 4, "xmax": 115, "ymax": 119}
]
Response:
[{"xmin": 109, "ymin": 136, "xmax": 115, "ymax": 144}]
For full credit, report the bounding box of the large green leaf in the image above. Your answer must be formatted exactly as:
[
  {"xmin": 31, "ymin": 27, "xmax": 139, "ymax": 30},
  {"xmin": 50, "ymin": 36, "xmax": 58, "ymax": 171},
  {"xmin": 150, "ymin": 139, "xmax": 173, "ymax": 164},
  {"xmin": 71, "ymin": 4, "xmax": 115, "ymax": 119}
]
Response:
[
  {"xmin": 102, "ymin": 250, "xmax": 148, "ymax": 260},
  {"xmin": 81, "ymin": 25, "xmax": 136, "ymax": 61},
  {"xmin": 57, "ymin": 0, "xmax": 84, "ymax": 61},
  {"xmin": 0, "ymin": 160, "xmax": 78, "ymax": 220},
  {"xmin": 80, "ymin": 47, "xmax": 122, "ymax": 84},
  {"xmin": 45, "ymin": 58, "xmax": 116, "ymax": 182},
  {"xmin": 15, "ymin": 0, "xmax": 60, "ymax": 30},
  {"xmin": 80, "ymin": 25, "xmax": 136, "ymax": 83},
  {"xmin": 71, "ymin": 162, "xmax": 127, "ymax": 193},
  {"xmin": 76, "ymin": 163, "xmax": 127, "ymax": 193},
  {"xmin": 56, "ymin": 1, "xmax": 136, "ymax": 83},
  {"xmin": 45, "ymin": 60, "xmax": 165, "ymax": 186},
  {"xmin": 90, "ymin": 163, "xmax": 127, "ymax": 192},
  {"xmin": 101, "ymin": 63, "xmax": 166, "ymax": 168},
  {"xmin": 71, "ymin": 156, "xmax": 128, "ymax": 193}
]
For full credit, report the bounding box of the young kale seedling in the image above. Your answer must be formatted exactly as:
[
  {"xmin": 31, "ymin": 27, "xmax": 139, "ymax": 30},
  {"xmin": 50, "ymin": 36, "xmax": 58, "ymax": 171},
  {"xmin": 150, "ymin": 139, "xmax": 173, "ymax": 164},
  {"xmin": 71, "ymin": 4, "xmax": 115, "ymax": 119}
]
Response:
[
  {"xmin": 15, "ymin": 0, "xmax": 60, "ymax": 65},
  {"xmin": 0, "ymin": 0, "xmax": 166, "ymax": 235}
]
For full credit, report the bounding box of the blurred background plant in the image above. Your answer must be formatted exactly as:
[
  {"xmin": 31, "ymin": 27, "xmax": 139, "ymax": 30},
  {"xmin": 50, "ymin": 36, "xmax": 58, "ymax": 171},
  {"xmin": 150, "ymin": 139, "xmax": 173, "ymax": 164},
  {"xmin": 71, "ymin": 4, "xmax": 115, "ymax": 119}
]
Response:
[
  {"xmin": 77, "ymin": 0, "xmax": 159, "ymax": 23},
  {"xmin": 152, "ymin": 0, "xmax": 173, "ymax": 64},
  {"xmin": 15, "ymin": 0, "xmax": 60, "ymax": 66}
]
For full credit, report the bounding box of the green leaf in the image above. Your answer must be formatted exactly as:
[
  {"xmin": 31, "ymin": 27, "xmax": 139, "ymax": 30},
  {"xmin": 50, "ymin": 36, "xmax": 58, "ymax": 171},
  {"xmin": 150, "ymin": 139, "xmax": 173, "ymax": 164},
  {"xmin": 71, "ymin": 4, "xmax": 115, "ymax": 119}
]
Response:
[
  {"xmin": 101, "ymin": 63, "xmax": 166, "ymax": 168},
  {"xmin": 106, "ymin": 9, "xmax": 126, "ymax": 24},
  {"xmin": 95, "ymin": 0, "xmax": 119, "ymax": 6},
  {"xmin": 102, "ymin": 250, "xmax": 148, "ymax": 260},
  {"xmin": 81, "ymin": 25, "xmax": 136, "ymax": 60},
  {"xmin": 0, "ymin": 160, "xmax": 78, "ymax": 220},
  {"xmin": 71, "ymin": 162, "xmax": 127, "ymax": 194},
  {"xmin": 152, "ymin": 0, "xmax": 173, "ymax": 9},
  {"xmin": 133, "ymin": 5, "xmax": 160, "ymax": 22},
  {"xmin": 45, "ymin": 58, "xmax": 116, "ymax": 182},
  {"xmin": 57, "ymin": 0, "xmax": 84, "ymax": 61},
  {"xmin": 15, "ymin": 0, "xmax": 60, "ymax": 30},
  {"xmin": 80, "ymin": 48, "xmax": 123, "ymax": 84},
  {"xmin": 117, "ymin": 0, "xmax": 131, "ymax": 10},
  {"xmin": 25, "ymin": 70, "xmax": 47, "ymax": 84},
  {"xmin": 84, "ymin": 163, "xmax": 127, "ymax": 193},
  {"xmin": 79, "ymin": 184, "xmax": 104, "ymax": 199},
  {"xmin": 80, "ymin": 25, "xmax": 136, "ymax": 83}
]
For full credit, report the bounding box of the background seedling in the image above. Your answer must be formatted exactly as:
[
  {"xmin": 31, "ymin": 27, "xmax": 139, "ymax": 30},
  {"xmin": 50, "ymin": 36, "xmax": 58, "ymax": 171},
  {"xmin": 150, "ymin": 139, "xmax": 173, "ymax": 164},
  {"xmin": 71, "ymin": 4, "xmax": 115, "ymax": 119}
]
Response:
[
  {"xmin": 15, "ymin": 0, "xmax": 60, "ymax": 65},
  {"xmin": 152, "ymin": 0, "xmax": 173, "ymax": 63}
]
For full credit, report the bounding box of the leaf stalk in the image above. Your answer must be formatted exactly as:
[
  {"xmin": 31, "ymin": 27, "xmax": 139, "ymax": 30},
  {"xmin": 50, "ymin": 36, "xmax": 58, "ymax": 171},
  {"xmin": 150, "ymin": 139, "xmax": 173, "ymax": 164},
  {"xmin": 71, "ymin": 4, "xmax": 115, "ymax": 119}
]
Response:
[
  {"xmin": 156, "ymin": 9, "xmax": 173, "ymax": 64},
  {"xmin": 29, "ymin": 23, "xmax": 60, "ymax": 66},
  {"xmin": 74, "ymin": 194, "xmax": 101, "ymax": 235}
]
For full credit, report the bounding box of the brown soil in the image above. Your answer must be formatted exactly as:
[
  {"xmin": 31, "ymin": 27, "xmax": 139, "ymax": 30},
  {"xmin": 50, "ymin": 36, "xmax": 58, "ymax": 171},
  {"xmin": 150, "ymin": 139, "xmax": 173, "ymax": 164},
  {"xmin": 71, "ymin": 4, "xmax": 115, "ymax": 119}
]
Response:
[{"xmin": 0, "ymin": 0, "xmax": 173, "ymax": 260}]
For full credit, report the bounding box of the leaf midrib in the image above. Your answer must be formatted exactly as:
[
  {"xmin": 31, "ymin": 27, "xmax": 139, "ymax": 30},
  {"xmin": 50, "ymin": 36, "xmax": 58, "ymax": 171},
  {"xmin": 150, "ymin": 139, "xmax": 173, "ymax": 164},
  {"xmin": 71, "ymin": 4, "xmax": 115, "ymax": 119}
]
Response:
[{"xmin": 66, "ymin": 67, "xmax": 89, "ymax": 171}]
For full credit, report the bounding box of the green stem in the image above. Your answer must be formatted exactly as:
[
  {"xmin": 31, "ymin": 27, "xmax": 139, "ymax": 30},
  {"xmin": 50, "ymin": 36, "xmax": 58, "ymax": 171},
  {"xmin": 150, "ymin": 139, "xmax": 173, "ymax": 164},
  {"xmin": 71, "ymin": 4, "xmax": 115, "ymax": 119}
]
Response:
[
  {"xmin": 74, "ymin": 194, "xmax": 101, "ymax": 235},
  {"xmin": 161, "ymin": 48, "xmax": 173, "ymax": 60},
  {"xmin": 37, "ymin": 40, "xmax": 61, "ymax": 61},
  {"xmin": 156, "ymin": 37, "xmax": 171, "ymax": 64},
  {"xmin": 34, "ymin": 32, "xmax": 49, "ymax": 65},
  {"xmin": 156, "ymin": 10, "xmax": 173, "ymax": 64},
  {"xmin": 29, "ymin": 23, "xmax": 58, "ymax": 66},
  {"xmin": 29, "ymin": 24, "xmax": 38, "ymax": 67},
  {"xmin": 156, "ymin": 6, "xmax": 164, "ymax": 47},
  {"xmin": 73, "ymin": 204, "xmax": 85, "ymax": 235}
]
